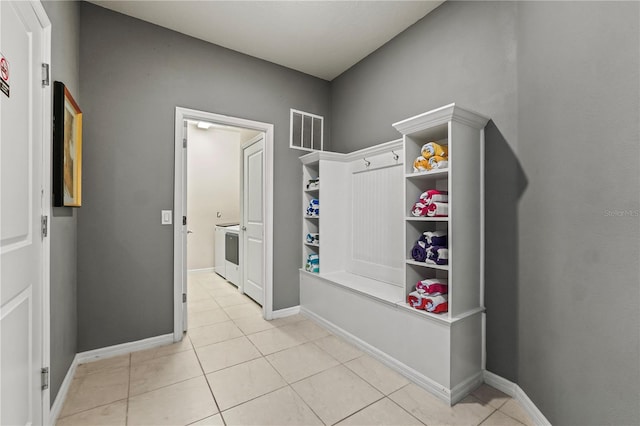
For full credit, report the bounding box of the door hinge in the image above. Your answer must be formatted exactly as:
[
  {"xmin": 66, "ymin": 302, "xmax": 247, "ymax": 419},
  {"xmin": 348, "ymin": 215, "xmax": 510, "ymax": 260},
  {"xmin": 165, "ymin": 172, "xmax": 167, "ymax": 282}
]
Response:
[
  {"xmin": 42, "ymin": 63, "xmax": 50, "ymax": 87},
  {"xmin": 182, "ymin": 293, "xmax": 187, "ymax": 303},
  {"xmin": 183, "ymin": 138, "xmax": 187, "ymax": 148},
  {"xmin": 41, "ymin": 215, "xmax": 48, "ymax": 238},
  {"xmin": 183, "ymin": 216, "xmax": 187, "ymax": 226},
  {"xmin": 41, "ymin": 367, "xmax": 49, "ymax": 390}
]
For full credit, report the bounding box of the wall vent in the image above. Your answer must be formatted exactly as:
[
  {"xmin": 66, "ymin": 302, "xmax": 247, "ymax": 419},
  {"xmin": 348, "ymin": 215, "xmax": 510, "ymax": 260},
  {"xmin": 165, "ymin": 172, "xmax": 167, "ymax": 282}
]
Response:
[{"xmin": 290, "ymin": 109, "xmax": 323, "ymax": 152}]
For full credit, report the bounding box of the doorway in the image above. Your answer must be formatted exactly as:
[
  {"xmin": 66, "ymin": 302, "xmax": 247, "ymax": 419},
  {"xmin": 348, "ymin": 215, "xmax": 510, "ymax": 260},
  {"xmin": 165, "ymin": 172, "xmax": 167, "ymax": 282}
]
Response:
[{"xmin": 173, "ymin": 107, "xmax": 274, "ymax": 342}]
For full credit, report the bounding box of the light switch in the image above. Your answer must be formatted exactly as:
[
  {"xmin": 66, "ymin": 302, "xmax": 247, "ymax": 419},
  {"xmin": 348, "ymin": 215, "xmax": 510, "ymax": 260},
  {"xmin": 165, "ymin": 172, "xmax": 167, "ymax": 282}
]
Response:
[{"xmin": 161, "ymin": 210, "xmax": 172, "ymax": 225}]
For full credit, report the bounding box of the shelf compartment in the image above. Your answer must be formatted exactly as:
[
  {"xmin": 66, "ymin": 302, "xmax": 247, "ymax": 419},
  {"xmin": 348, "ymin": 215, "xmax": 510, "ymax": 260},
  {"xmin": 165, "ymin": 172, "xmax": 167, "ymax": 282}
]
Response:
[
  {"xmin": 304, "ymin": 241, "xmax": 320, "ymax": 247},
  {"xmin": 396, "ymin": 301, "xmax": 452, "ymax": 324},
  {"xmin": 405, "ymin": 259, "xmax": 449, "ymax": 271},
  {"xmin": 405, "ymin": 216, "xmax": 448, "ymax": 222},
  {"xmin": 405, "ymin": 168, "xmax": 449, "ymax": 179},
  {"xmin": 304, "ymin": 188, "xmax": 319, "ymax": 193}
]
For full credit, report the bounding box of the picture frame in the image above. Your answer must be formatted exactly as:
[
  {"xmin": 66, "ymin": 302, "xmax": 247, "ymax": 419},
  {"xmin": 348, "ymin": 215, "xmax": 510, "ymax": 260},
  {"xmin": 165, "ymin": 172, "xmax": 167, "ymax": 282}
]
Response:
[{"xmin": 53, "ymin": 81, "xmax": 82, "ymax": 207}]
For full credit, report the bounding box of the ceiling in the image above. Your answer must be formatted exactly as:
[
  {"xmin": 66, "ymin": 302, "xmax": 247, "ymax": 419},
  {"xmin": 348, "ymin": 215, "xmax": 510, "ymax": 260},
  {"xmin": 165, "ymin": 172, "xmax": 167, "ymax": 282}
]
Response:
[{"xmin": 87, "ymin": 1, "xmax": 444, "ymax": 81}]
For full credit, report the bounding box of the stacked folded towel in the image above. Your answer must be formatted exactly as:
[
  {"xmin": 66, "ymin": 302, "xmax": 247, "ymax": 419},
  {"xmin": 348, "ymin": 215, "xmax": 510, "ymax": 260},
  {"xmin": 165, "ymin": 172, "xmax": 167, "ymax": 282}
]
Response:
[
  {"xmin": 411, "ymin": 190, "xmax": 448, "ymax": 217},
  {"xmin": 306, "ymin": 178, "xmax": 319, "ymax": 190},
  {"xmin": 412, "ymin": 142, "xmax": 449, "ymax": 172},
  {"xmin": 407, "ymin": 289, "xmax": 448, "ymax": 313},
  {"xmin": 306, "ymin": 233, "xmax": 319, "ymax": 244},
  {"xmin": 306, "ymin": 198, "xmax": 319, "ymax": 217},
  {"xmin": 305, "ymin": 253, "xmax": 319, "ymax": 273},
  {"xmin": 416, "ymin": 278, "xmax": 448, "ymax": 294},
  {"xmin": 411, "ymin": 230, "xmax": 449, "ymax": 266}
]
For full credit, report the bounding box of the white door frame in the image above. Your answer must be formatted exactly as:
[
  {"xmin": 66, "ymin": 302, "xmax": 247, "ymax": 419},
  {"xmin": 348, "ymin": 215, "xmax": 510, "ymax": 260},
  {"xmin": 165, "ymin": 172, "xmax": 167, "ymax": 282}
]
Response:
[
  {"xmin": 173, "ymin": 107, "xmax": 274, "ymax": 341},
  {"xmin": 36, "ymin": 2, "xmax": 52, "ymax": 421},
  {"xmin": 0, "ymin": 0, "xmax": 52, "ymax": 422}
]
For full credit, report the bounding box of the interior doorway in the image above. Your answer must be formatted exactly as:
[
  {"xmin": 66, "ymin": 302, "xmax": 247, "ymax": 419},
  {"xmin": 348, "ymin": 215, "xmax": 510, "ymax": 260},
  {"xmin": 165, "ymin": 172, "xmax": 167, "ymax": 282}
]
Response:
[{"xmin": 173, "ymin": 107, "xmax": 274, "ymax": 342}]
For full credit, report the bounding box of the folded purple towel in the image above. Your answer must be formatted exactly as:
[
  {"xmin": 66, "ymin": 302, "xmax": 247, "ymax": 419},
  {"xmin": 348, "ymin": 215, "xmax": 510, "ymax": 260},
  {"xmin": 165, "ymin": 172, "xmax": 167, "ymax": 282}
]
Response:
[
  {"xmin": 418, "ymin": 231, "xmax": 447, "ymax": 248},
  {"xmin": 411, "ymin": 243, "xmax": 427, "ymax": 262},
  {"xmin": 425, "ymin": 246, "xmax": 448, "ymax": 265}
]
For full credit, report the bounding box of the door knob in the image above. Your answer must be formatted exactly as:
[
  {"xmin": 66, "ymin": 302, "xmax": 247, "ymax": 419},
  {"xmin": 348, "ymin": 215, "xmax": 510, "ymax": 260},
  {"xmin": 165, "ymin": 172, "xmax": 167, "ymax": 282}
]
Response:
[
  {"xmin": 187, "ymin": 230, "xmax": 193, "ymax": 234},
  {"xmin": 241, "ymin": 226, "xmax": 247, "ymax": 231}
]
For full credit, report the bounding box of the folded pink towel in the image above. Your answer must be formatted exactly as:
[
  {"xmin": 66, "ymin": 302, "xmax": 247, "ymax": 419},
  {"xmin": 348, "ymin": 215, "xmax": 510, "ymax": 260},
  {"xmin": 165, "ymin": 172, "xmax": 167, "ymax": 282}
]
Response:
[
  {"xmin": 407, "ymin": 290, "xmax": 428, "ymax": 310},
  {"xmin": 427, "ymin": 202, "xmax": 448, "ymax": 217},
  {"xmin": 408, "ymin": 290, "xmax": 448, "ymax": 314},
  {"xmin": 425, "ymin": 294, "xmax": 448, "ymax": 313},
  {"xmin": 416, "ymin": 278, "xmax": 448, "ymax": 294},
  {"xmin": 411, "ymin": 201, "xmax": 429, "ymax": 217},
  {"xmin": 420, "ymin": 189, "xmax": 448, "ymax": 205}
]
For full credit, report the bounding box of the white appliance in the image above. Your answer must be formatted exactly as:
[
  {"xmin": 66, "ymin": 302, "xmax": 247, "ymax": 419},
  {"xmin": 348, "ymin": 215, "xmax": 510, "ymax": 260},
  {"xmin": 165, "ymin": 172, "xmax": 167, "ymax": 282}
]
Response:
[{"xmin": 214, "ymin": 224, "xmax": 240, "ymax": 286}]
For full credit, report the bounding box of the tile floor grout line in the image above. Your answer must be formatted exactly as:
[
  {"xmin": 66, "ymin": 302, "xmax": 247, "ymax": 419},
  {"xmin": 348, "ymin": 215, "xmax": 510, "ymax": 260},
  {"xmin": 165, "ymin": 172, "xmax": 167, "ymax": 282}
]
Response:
[
  {"xmin": 476, "ymin": 407, "xmax": 499, "ymax": 426},
  {"xmin": 496, "ymin": 406, "xmax": 528, "ymax": 426},
  {"xmin": 215, "ymin": 382, "xmax": 290, "ymax": 414},
  {"xmin": 385, "ymin": 391, "xmax": 430, "ymax": 426},
  {"xmin": 190, "ymin": 321, "xmax": 226, "ymax": 424},
  {"xmin": 284, "ymin": 383, "xmax": 329, "ymax": 426},
  {"xmin": 328, "ymin": 395, "xmax": 386, "ymax": 426},
  {"xmin": 128, "ymin": 372, "xmax": 204, "ymax": 400},
  {"xmin": 56, "ymin": 397, "xmax": 129, "ymax": 422},
  {"xmin": 208, "ymin": 276, "xmax": 324, "ymax": 424}
]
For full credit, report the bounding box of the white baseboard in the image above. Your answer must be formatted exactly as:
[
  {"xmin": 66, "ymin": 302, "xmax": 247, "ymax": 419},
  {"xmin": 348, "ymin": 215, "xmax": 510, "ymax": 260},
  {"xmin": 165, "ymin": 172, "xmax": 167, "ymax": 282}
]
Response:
[
  {"xmin": 76, "ymin": 333, "xmax": 175, "ymax": 364},
  {"xmin": 483, "ymin": 370, "xmax": 551, "ymax": 426},
  {"xmin": 301, "ymin": 306, "xmax": 473, "ymax": 405},
  {"xmin": 271, "ymin": 305, "xmax": 300, "ymax": 319},
  {"xmin": 188, "ymin": 267, "xmax": 215, "ymax": 273},
  {"xmin": 49, "ymin": 354, "xmax": 79, "ymax": 425}
]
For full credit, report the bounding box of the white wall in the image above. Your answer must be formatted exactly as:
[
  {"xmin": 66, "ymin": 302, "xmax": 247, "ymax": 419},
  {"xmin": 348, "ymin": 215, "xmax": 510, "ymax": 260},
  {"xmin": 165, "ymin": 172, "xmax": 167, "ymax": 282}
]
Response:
[{"xmin": 187, "ymin": 124, "xmax": 242, "ymax": 270}]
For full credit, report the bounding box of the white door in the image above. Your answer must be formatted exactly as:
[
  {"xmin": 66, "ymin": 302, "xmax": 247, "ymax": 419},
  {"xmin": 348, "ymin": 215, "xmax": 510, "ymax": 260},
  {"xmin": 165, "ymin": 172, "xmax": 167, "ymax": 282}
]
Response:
[
  {"xmin": 242, "ymin": 136, "xmax": 264, "ymax": 305},
  {"xmin": 1, "ymin": 1, "xmax": 49, "ymax": 424}
]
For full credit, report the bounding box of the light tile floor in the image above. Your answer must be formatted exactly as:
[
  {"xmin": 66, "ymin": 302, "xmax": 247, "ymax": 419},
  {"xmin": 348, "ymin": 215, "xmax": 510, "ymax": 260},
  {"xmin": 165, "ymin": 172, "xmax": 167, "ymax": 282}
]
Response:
[{"xmin": 57, "ymin": 272, "xmax": 535, "ymax": 426}]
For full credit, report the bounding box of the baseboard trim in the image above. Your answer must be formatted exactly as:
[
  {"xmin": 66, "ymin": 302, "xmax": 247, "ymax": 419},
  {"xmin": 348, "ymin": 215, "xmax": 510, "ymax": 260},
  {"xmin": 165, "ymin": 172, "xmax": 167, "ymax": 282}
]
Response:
[
  {"xmin": 483, "ymin": 370, "xmax": 551, "ymax": 426},
  {"xmin": 271, "ymin": 305, "xmax": 300, "ymax": 319},
  {"xmin": 301, "ymin": 306, "xmax": 470, "ymax": 405},
  {"xmin": 188, "ymin": 267, "xmax": 214, "ymax": 273},
  {"xmin": 76, "ymin": 333, "xmax": 175, "ymax": 364},
  {"xmin": 49, "ymin": 354, "xmax": 79, "ymax": 425}
]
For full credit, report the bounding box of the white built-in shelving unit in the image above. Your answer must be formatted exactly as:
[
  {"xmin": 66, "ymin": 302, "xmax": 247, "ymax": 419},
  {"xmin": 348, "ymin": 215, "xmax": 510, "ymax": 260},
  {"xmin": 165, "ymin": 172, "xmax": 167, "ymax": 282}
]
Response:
[
  {"xmin": 396, "ymin": 103, "xmax": 488, "ymax": 323},
  {"xmin": 299, "ymin": 104, "xmax": 489, "ymax": 405},
  {"xmin": 302, "ymin": 162, "xmax": 320, "ymax": 270}
]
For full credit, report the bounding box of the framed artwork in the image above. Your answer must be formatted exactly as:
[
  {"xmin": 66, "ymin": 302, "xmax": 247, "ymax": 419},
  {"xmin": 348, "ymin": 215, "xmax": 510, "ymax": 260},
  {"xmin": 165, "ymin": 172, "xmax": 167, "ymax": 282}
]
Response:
[{"xmin": 53, "ymin": 81, "xmax": 82, "ymax": 207}]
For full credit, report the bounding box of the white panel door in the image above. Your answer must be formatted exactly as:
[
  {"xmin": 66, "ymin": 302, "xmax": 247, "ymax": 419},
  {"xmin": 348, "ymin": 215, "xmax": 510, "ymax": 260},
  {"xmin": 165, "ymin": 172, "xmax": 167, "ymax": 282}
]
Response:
[
  {"xmin": 242, "ymin": 137, "xmax": 264, "ymax": 305},
  {"xmin": 1, "ymin": 1, "xmax": 47, "ymax": 424}
]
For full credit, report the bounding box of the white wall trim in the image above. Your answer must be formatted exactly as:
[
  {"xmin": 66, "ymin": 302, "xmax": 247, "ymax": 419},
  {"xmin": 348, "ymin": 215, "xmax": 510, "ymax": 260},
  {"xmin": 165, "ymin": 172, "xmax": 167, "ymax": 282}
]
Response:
[
  {"xmin": 49, "ymin": 354, "xmax": 79, "ymax": 426},
  {"xmin": 188, "ymin": 267, "xmax": 214, "ymax": 274},
  {"xmin": 76, "ymin": 333, "xmax": 174, "ymax": 364},
  {"xmin": 483, "ymin": 370, "xmax": 551, "ymax": 426},
  {"xmin": 301, "ymin": 307, "xmax": 458, "ymax": 405},
  {"xmin": 271, "ymin": 305, "xmax": 300, "ymax": 319},
  {"xmin": 174, "ymin": 107, "xmax": 275, "ymax": 338}
]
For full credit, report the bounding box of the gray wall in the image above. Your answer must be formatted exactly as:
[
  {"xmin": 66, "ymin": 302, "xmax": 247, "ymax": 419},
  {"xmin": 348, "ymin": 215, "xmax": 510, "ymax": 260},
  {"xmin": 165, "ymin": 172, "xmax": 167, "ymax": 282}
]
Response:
[
  {"xmin": 516, "ymin": 2, "xmax": 640, "ymax": 424},
  {"xmin": 42, "ymin": 0, "xmax": 80, "ymax": 404},
  {"xmin": 77, "ymin": 3, "xmax": 331, "ymax": 351},
  {"xmin": 331, "ymin": 0, "xmax": 522, "ymax": 381},
  {"xmin": 330, "ymin": 1, "xmax": 639, "ymax": 424}
]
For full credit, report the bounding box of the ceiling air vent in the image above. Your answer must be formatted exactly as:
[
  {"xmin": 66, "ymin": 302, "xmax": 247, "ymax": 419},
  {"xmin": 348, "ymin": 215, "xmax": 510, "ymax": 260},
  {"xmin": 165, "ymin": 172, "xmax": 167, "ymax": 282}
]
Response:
[{"xmin": 290, "ymin": 109, "xmax": 323, "ymax": 152}]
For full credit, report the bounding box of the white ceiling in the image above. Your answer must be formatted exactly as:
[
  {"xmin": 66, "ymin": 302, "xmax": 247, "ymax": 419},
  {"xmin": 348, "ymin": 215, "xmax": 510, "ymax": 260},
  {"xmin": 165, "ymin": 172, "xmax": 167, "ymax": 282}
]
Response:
[{"xmin": 87, "ymin": 1, "xmax": 443, "ymax": 81}]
